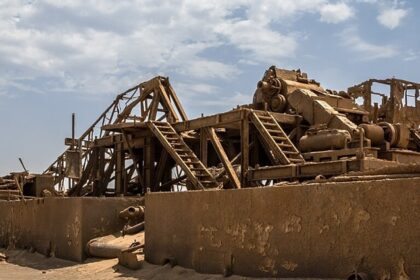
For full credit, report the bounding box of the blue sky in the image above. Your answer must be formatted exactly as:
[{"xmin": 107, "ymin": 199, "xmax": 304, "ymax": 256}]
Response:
[{"xmin": 0, "ymin": 0, "xmax": 419, "ymax": 174}]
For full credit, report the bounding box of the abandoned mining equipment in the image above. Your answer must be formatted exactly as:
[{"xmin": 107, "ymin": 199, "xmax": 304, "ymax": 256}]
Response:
[
  {"xmin": 35, "ymin": 65, "xmax": 420, "ymax": 197},
  {"xmin": 0, "ymin": 158, "xmax": 55, "ymax": 201}
]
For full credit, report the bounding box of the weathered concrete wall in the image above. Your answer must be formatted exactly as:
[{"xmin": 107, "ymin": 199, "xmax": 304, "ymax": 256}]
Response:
[
  {"xmin": 145, "ymin": 178, "xmax": 420, "ymax": 279},
  {"xmin": 0, "ymin": 197, "xmax": 142, "ymax": 262}
]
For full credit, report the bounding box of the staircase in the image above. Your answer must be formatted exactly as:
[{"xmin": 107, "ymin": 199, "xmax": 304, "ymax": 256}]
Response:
[
  {"xmin": 250, "ymin": 110, "xmax": 305, "ymax": 165},
  {"xmin": 147, "ymin": 121, "xmax": 218, "ymax": 190}
]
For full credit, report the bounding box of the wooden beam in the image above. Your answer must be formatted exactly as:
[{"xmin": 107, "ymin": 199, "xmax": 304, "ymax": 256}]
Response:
[
  {"xmin": 159, "ymin": 175, "xmax": 187, "ymax": 191},
  {"xmin": 143, "ymin": 137, "xmax": 155, "ymax": 190},
  {"xmin": 200, "ymin": 128, "xmax": 208, "ymax": 167},
  {"xmin": 121, "ymin": 131, "xmax": 144, "ymax": 190},
  {"xmin": 154, "ymin": 150, "xmax": 169, "ymax": 191},
  {"xmin": 206, "ymin": 127, "xmax": 241, "ymax": 189},
  {"xmin": 115, "ymin": 142, "xmax": 125, "ymax": 195},
  {"xmin": 149, "ymin": 92, "xmax": 160, "ymax": 121},
  {"xmin": 166, "ymin": 81, "xmax": 188, "ymax": 121},
  {"xmin": 93, "ymin": 146, "xmax": 105, "ymax": 195},
  {"xmin": 240, "ymin": 111, "xmax": 250, "ymax": 187},
  {"xmin": 98, "ymin": 151, "xmax": 116, "ymax": 195},
  {"xmin": 173, "ymin": 109, "xmax": 243, "ymax": 131},
  {"xmin": 172, "ymin": 109, "xmax": 299, "ymax": 132},
  {"xmin": 248, "ymin": 159, "xmax": 358, "ymax": 181},
  {"xmin": 158, "ymin": 83, "xmax": 179, "ymax": 123},
  {"xmin": 102, "ymin": 109, "xmax": 299, "ymax": 134},
  {"xmin": 68, "ymin": 149, "xmax": 97, "ymax": 196}
]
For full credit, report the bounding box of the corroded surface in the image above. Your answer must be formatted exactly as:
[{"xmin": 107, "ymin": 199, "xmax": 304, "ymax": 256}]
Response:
[
  {"xmin": 145, "ymin": 177, "xmax": 420, "ymax": 278},
  {"xmin": 0, "ymin": 197, "xmax": 142, "ymax": 261}
]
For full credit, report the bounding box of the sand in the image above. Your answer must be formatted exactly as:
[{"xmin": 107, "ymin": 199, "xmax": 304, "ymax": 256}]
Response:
[{"xmin": 0, "ymin": 249, "xmax": 342, "ymax": 280}]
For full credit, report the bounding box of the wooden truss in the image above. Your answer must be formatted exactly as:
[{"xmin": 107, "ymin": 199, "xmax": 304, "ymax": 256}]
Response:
[{"xmin": 44, "ymin": 76, "xmax": 307, "ymax": 196}]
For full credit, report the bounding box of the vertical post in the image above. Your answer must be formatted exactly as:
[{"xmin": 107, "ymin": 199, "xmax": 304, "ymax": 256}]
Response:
[
  {"xmin": 72, "ymin": 113, "xmax": 76, "ymax": 149},
  {"xmin": 95, "ymin": 146, "xmax": 105, "ymax": 195},
  {"xmin": 251, "ymin": 132, "xmax": 259, "ymax": 167},
  {"xmin": 200, "ymin": 128, "xmax": 208, "ymax": 166},
  {"xmin": 373, "ymin": 103, "xmax": 379, "ymax": 123},
  {"xmin": 115, "ymin": 142, "xmax": 124, "ymax": 195},
  {"xmin": 241, "ymin": 111, "xmax": 249, "ymax": 187},
  {"xmin": 144, "ymin": 137, "xmax": 155, "ymax": 190}
]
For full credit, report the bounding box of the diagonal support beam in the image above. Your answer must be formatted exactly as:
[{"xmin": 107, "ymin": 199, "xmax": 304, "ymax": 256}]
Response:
[{"xmin": 205, "ymin": 127, "xmax": 241, "ymax": 189}]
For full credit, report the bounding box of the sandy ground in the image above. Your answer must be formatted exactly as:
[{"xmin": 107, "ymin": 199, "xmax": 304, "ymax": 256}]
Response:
[{"xmin": 0, "ymin": 249, "xmax": 342, "ymax": 280}]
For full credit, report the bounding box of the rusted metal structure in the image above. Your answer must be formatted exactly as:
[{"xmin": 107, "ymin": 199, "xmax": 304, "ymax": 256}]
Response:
[
  {"xmin": 41, "ymin": 66, "xmax": 420, "ymax": 196},
  {"xmin": 1, "ymin": 66, "xmax": 419, "ymax": 279},
  {"xmin": 0, "ymin": 172, "xmax": 54, "ymax": 200}
]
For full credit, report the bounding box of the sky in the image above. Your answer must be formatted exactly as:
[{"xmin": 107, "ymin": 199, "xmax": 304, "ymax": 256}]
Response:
[{"xmin": 0, "ymin": 0, "xmax": 419, "ymax": 174}]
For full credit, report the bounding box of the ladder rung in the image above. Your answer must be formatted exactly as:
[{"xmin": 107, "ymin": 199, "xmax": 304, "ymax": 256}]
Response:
[
  {"xmin": 283, "ymin": 151, "xmax": 299, "ymax": 155},
  {"xmin": 257, "ymin": 115, "xmax": 272, "ymax": 120},
  {"xmin": 179, "ymin": 154, "xmax": 194, "ymax": 158},
  {"xmin": 155, "ymin": 125, "xmax": 171, "ymax": 129},
  {"xmin": 195, "ymin": 173, "xmax": 210, "ymax": 177},
  {"xmin": 289, "ymin": 158, "xmax": 304, "ymax": 163},
  {"xmin": 262, "ymin": 122, "xmax": 277, "ymax": 127},
  {"xmin": 171, "ymin": 142, "xmax": 184, "ymax": 146},
  {"xmin": 200, "ymin": 180, "xmax": 215, "ymax": 184},
  {"xmin": 278, "ymin": 143, "xmax": 292, "ymax": 148},
  {"xmin": 162, "ymin": 131, "xmax": 177, "ymax": 135},
  {"xmin": 186, "ymin": 161, "xmax": 200, "ymax": 166},
  {"xmin": 267, "ymin": 129, "xmax": 283, "ymax": 133},
  {"xmin": 190, "ymin": 167, "xmax": 204, "ymax": 171},
  {"xmin": 272, "ymin": 136, "xmax": 286, "ymax": 140}
]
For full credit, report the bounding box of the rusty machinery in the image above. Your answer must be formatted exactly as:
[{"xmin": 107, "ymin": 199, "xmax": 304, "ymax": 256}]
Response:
[
  {"xmin": 39, "ymin": 66, "xmax": 420, "ymax": 196},
  {"xmin": 0, "ymin": 158, "xmax": 55, "ymax": 201}
]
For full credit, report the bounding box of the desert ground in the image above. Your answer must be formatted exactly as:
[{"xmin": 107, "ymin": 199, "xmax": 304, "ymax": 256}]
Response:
[{"xmin": 0, "ymin": 249, "xmax": 342, "ymax": 280}]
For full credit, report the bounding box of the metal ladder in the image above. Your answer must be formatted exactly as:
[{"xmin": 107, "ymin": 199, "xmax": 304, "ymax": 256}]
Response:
[
  {"xmin": 147, "ymin": 121, "xmax": 218, "ymax": 190},
  {"xmin": 250, "ymin": 111, "xmax": 305, "ymax": 165}
]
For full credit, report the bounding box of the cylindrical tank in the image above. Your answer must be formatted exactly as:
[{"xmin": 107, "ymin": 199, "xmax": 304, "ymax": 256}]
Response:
[
  {"xmin": 394, "ymin": 123, "xmax": 410, "ymax": 149},
  {"xmin": 299, "ymin": 129, "xmax": 351, "ymax": 152},
  {"xmin": 379, "ymin": 122, "xmax": 397, "ymax": 146},
  {"xmin": 379, "ymin": 122, "xmax": 410, "ymax": 148},
  {"xmin": 359, "ymin": 124, "xmax": 384, "ymax": 146},
  {"xmin": 86, "ymin": 239, "xmax": 127, "ymax": 258},
  {"xmin": 269, "ymin": 94, "xmax": 287, "ymax": 113}
]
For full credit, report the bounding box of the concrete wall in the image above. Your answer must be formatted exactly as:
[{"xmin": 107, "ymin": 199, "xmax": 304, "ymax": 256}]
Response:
[
  {"xmin": 0, "ymin": 197, "xmax": 142, "ymax": 262},
  {"xmin": 145, "ymin": 178, "xmax": 420, "ymax": 279}
]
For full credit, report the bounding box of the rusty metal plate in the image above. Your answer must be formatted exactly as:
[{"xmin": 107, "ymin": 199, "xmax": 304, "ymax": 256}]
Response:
[{"xmin": 65, "ymin": 150, "xmax": 81, "ymax": 179}]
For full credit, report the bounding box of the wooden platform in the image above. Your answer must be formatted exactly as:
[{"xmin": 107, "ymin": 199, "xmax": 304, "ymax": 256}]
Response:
[{"xmin": 248, "ymin": 157, "xmax": 398, "ymax": 181}]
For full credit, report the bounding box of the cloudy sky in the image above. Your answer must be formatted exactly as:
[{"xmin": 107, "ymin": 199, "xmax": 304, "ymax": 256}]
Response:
[{"xmin": 0, "ymin": 0, "xmax": 418, "ymax": 174}]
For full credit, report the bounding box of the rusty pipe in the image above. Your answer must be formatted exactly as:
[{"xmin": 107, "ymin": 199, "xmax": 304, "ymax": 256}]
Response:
[
  {"xmin": 359, "ymin": 123, "xmax": 384, "ymax": 146},
  {"xmin": 123, "ymin": 221, "xmax": 145, "ymax": 236},
  {"xmin": 119, "ymin": 206, "xmax": 144, "ymax": 220},
  {"xmin": 86, "ymin": 239, "xmax": 126, "ymax": 259}
]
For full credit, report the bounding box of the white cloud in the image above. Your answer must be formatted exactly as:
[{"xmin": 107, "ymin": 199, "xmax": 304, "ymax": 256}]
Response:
[
  {"xmin": 404, "ymin": 50, "xmax": 419, "ymax": 62},
  {"xmin": 215, "ymin": 19, "xmax": 298, "ymax": 64},
  {"xmin": 175, "ymin": 82, "xmax": 220, "ymax": 95},
  {"xmin": 377, "ymin": 8, "xmax": 408, "ymax": 29},
  {"xmin": 339, "ymin": 28, "xmax": 398, "ymax": 59},
  {"xmin": 0, "ymin": 0, "xmax": 360, "ymax": 99},
  {"xmin": 182, "ymin": 60, "xmax": 239, "ymax": 79},
  {"xmin": 0, "ymin": 1, "xmax": 243, "ymax": 95},
  {"xmin": 319, "ymin": 3, "xmax": 354, "ymax": 23}
]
